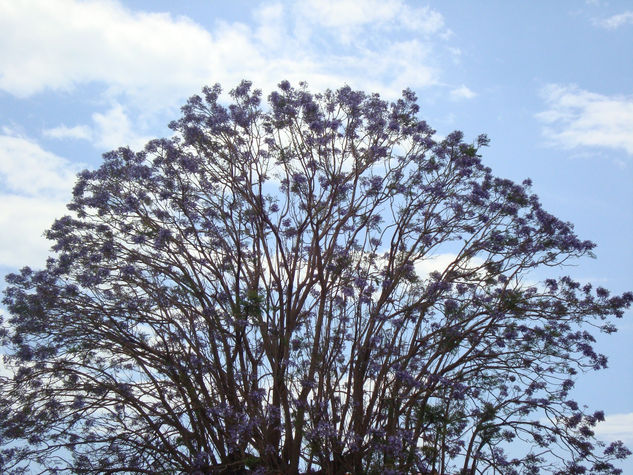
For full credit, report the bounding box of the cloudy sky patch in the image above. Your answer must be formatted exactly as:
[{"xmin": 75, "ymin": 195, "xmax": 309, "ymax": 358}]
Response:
[{"xmin": 537, "ymin": 84, "xmax": 633, "ymax": 155}]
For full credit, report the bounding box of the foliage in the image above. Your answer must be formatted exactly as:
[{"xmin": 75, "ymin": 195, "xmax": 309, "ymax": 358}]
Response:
[{"xmin": 1, "ymin": 80, "xmax": 631, "ymax": 474}]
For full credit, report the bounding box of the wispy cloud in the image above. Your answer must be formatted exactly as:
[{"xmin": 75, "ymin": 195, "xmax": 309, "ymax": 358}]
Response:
[
  {"xmin": 450, "ymin": 85, "xmax": 476, "ymax": 101},
  {"xmin": 593, "ymin": 11, "xmax": 633, "ymax": 30},
  {"xmin": 536, "ymin": 84, "xmax": 633, "ymax": 156},
  {"xmin": 594, "ymin": 412, "xmax": 633, "ymax": 444},
  {"xmin": 91, "ymin": 104, "xmax": 151, "ymax": 150},
  {"xmin": 43, "ymin": 124, "xmax": 93, "ymax": 141},
  {"xmin": 43, "ymin": 104, "xmax": 152, "ymax": 151},
  {"xmin": 295, "ymin": 0, "xmax": 447, "ymax": 42}
]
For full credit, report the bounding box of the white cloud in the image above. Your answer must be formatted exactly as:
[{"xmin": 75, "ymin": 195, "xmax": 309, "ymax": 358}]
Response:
[
  {"xmin": 0, "ymin": 0, "xmax": 450, "ymax": 104},
  {"xmin": 450, "ymin": 85, "xmax": 477, "ymax": 100},
  {"xmin": 594, "ymin": 412, "xmax": 633, "ymax": 444},
  {"xmin": 0, "ymin": 134, "xmax": 78, "ymax": 196},
  {"xmin": 253, "ymin": 2, "xmax": 286, "ymax": 50},
  {"xmin": 295, "ymin": 0, "xmax": 446, "ymax": 42},
  {"xmin": 0, "ymin": 0, "xmax": 216, "ymax": 101},
  {"xmin": 0, "ymin": 133, "xmax": 79, "ymax": 268},
  {"xmin": 537, "ymin": 84, "xmax": 633, "ymax": 155},
  {"xmin": 594, "ymin": 11, "xmax": 633, "ymax": 29},
  {"xmin": 43, "ymin": 124, "xmax": 93, "ymax": 141},
  {"xmin": 0, "ymin": 194, "xmax": 68, "ymax": 268},
  {"xmin": 92, "ymin": 104, "xmax": 151, "ymax": 151},
  {"xmin": 43, "ymin": 104, "xmax": 151, "ymax": 151},
  {"xmin": 414, "ymin": 253, "xmax": 485, "ymax": 280},
  {"xmin": 415, "ymin": 253, "xmax": 460, "ymax": 278}
]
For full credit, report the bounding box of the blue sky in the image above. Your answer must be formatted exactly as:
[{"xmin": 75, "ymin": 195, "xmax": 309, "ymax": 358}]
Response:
[{"xmin": 1, "ymin": 0, "xmax": 632, "ymax": 469}]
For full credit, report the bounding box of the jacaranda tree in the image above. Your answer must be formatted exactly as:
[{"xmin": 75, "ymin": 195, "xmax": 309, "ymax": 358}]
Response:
[{"xmin": 1, "ymin": 81, "xmax": 631, "ymax": 474}]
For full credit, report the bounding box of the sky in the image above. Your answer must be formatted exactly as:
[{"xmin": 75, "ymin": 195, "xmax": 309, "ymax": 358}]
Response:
[{"xmin": 0, "ymin": 0, "xmax": 632, "ymax": 469}]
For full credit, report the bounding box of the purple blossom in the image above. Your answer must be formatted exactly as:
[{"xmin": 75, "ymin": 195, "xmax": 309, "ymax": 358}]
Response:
[{"xmin": 154, "ymin": 228, "xmax": 171, "ymax": 248}]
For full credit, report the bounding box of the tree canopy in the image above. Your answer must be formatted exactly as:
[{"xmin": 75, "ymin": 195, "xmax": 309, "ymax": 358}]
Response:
[{"xmin": 1, "ymin": 80, "xmax": 631, "ymax": 474}]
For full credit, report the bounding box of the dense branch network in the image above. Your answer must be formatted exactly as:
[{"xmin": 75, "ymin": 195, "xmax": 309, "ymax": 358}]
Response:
[{"xmin": 1, "ymin": 81, "xmax": 631, "ymax": 474}]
